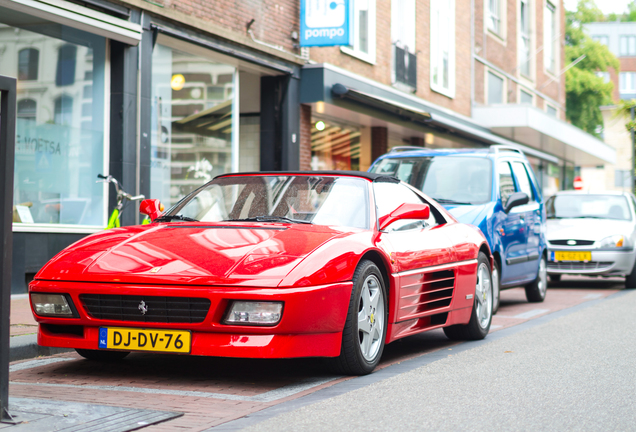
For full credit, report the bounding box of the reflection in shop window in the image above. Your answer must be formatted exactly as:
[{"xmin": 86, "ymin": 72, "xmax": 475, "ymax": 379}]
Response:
[
  {"xmin": 0, "ymin": 18, "xmax": 106, "ymax": 227},
  {"xmin": 310, "ymin": 119, "xmax": 361, "ymax": 171},
  {"xmin": 18, "ymin": 48, "xmax": 38, "ymax": 81},
  {"xmin": 151, "ymin": 43, "xmax": 236, "ymax": 208}
]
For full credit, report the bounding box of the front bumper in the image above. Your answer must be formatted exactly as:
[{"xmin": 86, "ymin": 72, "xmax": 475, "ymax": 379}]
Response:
[
  {"xmin": 29, "ymin": 280, "xmax": 353, "ymax": 358},
  {"xmin": 547, "ymin": 248, "xmax": 636, "ymax": 276}
]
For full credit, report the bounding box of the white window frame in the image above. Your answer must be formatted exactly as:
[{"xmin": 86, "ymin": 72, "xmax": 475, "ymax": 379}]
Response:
[
  {"xmin": 595, "ymin": 71, "xmax": 610, "ymax": 83},
  {"xmin": 486, "ymin": 68, "xmax": 506, "ymax": 105},
  {"xmin": 486, "ymin": 0, "xmax": 506, "ymax": 41},
  {"xmin": 391, "ymin": 0, "xmax": 416, "ymax": 53},
  {"xmin": 518, "ymin": 0, "xmax": 533, "ymax": 78},
  {"xmin": 519, "ymin": 88, "xmax": 534, "ymax": 105},
  {"xmin": 430, "ymin": 0, "xmax": 456, "ymax": 98},
  {"xmin": 341, "ymin": 0, "xmax": 377, "ymax": 64},
  {"xmin": 620, "ymin": 72, "xmax": 636, "ymax": 93},
  {"xmin": 619, "ymin": 35, "xmax": 636, "ymax": 56},
  {"xmin": 545, "ymin": 103, "xmax": 557, "ymax": 117},
  {"xmin": 543, "ymin": 0, "xmax": 558, "ymax": 75},
  {"xmin": 592, "ymin": 35, "xmax": 609, "ymax": 47}
]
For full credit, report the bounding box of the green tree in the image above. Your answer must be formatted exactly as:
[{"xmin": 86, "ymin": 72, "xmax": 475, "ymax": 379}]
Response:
[{"xmin": 566, "ymin": 0, "xmax": 618, "ymax": 136}]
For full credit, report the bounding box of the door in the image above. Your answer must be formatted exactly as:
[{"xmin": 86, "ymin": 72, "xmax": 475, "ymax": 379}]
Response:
[
  {"xmin": 496, "ymin": 161, "xmax": 528, "ymax": 284},
  {"xmin": 510, "ymin": 161, "xmax": 541, "ymax": 279}
]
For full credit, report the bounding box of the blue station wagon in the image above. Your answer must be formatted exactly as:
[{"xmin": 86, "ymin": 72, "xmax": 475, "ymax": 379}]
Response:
[{"xmin": 369, "ymin": 146, "xmax": 548, "ymax": 312}]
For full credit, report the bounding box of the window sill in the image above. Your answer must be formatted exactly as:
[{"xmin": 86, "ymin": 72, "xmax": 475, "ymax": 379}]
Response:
[
  {"xmin": 487, "ymin": 29, "xmax": 506, "ymax": 45},
  {"xmin": 430, "ymin": 83, "xmax": 455, "ymax": 99},
  {"xmin": 340, "ymin": 46, "xmax": 376, "ymax": 65},
  {"xmin": 392, "ymin": 81, "xmax": 416, "ymax": 94}
]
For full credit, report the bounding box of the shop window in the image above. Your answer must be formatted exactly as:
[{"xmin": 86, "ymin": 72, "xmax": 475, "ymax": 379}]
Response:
[
  {"xmin": 310, "ymin": 118, "xmax": 361, "ymax": 171},
  {"xmin": 392, "ymin": 0, "xmax": 416, "ymax": 89},
  {"xmin": 430, "ymin": 0, "xmax": 455, "ymax": 98},
  {"xmin": 544, "ymin": 1, "xmax": 557, "ymax": 73},
  {"xmin": 615, "ymin": 170, "xmax": 630, "ymax": 188},
  {"xmin": 56, "ymin": 44, "xmax": 77, "ymax": 87},
  {"xmin": 341, "ymin": 0, "xmax": 376, "ymax": 63},
  {"xmin": 487, "ymin": 71, "xmax": 504, "ymax": 104},
  {"xmin": 17, "ymin": 99, "xmax": 36, "ymax": 122},
  {"xmin": 18, "ymin": 48, "xmax": 39, "ymax": 81},
  {"xmin": 0, "ymin": 19, "xmax": 107, "ymax": 228},
  {"xmin": 151, "ymin": 42, "xmax": 236, "ymax": 208},
  {"xmin": 519, "ymin": 0, "xmax": 531, "ymax": 76}
]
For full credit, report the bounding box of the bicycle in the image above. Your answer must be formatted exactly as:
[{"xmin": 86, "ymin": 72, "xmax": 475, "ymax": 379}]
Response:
[{"xmin": 97, "ymin": 174, "xmax": 146, "ymax": 229}]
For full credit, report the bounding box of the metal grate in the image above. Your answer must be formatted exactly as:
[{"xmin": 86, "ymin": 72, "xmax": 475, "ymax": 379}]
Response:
[
  {"xmin": 80, "ymin": 294, "xmax": 210, "ymax": 323},
  {"xmin": 549, "ymin": 240, "xmax": 595, "ymax": 246},
  {"xmin": 548, "ymin": 261, "xmax": 613, "ymax": 271}
]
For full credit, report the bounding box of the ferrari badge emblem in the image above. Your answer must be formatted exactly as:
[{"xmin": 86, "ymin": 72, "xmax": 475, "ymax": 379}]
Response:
[
  {"xmin": 138, "ymin": 300, "xmax": 148, "ymax": 315},
  {"xmin": 150, "ymin": 267, "xmax": 162, "ymax": 273},
  {"xmin": 370, "ymin": 313, "xmax": 375, "ymax": 324}
]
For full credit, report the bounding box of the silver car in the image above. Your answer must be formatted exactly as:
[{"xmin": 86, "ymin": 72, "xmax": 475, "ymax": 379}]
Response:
[{"xmin": 545, "ymin": 191, "xmax": 636, "ymax": 287}]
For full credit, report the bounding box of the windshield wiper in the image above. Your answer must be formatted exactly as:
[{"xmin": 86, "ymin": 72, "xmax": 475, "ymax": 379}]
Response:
[
  {"xmin": 431, "ymin": 198, "xmax": 472, "ymax": 205},
  {"xmin": 226, "ymin": 216, "xmax": 312, "ymax": 224},
  {"xmin": 154, "ymin": 214, "xmax": 199, "ymax": 222}
]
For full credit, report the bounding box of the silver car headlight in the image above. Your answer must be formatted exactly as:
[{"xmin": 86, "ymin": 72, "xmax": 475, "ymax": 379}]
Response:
[{"xmin": 598, "ymin": 235, "xmax": 626, "ymax": 249}]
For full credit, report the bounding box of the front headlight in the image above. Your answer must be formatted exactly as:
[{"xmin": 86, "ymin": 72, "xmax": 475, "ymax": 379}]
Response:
[
  {"xmin": 30, "ymin": 293, "xmax": 75, "ymax": 317},
  {"xmin": 598, "ymin": 235, "xmax": 626, "ymax": 249},
  {"xmin": 224, "ymin": 301, "xmax": 283, "ymax": 326}
]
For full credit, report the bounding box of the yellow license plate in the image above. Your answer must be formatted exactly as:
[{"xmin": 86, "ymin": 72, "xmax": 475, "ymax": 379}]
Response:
[
  {"xmin": 554, "ymin": 251, "xmax": 592, "ymax": 262},
  {"xmin": 98, "ymin": 327, "xmax": 191, "ymax": 353}
]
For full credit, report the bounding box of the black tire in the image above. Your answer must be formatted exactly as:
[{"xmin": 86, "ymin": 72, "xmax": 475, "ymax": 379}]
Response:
[
  {"xmin": 625, "ymin": 262, "xmax": 636, "ymax": 288},
  {"xmin": 443, "ymin": 252, "xmax": 492, "ymax": 341},
  {"xmin": 525, "ymin": 255, "xmax": 547, "ymax": 302},
  {"xmin": 332, "ymin": 260, "xmax": 388, "ymax": 375},
  {"xmin": 75, "ymin": 348, "xmax": 130, "ymax": 361},
  {"xmin": 492, "ymin": 259, "xmax": 501, "ymax": 315},
  {"xmin": 549, "ymin": 274, "xmax": 561, "ymax": 283}
]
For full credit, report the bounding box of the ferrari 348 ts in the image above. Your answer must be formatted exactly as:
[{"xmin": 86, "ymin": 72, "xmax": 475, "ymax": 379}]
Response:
[{"xmin": 30, "ymin": 171, "xmax": 493, "ymax": 375}]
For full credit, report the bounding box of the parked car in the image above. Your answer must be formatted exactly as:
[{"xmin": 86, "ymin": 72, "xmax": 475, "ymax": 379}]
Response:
[
  {"xmin": 369, "ymin": 145, "xmax": 548, "ymax": 313},
  {"xmin": 545, "ymin": 190, "xmax": 636, "ymax": 287},
  {"xmin": 29, "ymin": 171, "xmax": 493, "ymax": 375}
]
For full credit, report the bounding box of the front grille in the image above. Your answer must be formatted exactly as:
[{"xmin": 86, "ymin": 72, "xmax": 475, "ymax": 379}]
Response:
[
  {"xmin": 549, "ymin": 239, "xmax": 595, "ymax": 246},
  {"xmin": 547, "ymin": 261, "xmax": 613, "ymax": 271},
  {"xmin": 80, "ymin": 294, "xmax": 211, "ymax": 323}
]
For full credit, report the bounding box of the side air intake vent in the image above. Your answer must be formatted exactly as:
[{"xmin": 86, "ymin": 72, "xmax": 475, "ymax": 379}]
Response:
[{"xmin": 398, "ymin": 269, "xmax": 455, "ymax": 321}]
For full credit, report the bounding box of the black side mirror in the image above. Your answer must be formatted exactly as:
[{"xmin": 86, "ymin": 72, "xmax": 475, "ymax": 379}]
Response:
[{"xmin": 504, "ymin": 192, "xmax": 529, "ymax": 213}]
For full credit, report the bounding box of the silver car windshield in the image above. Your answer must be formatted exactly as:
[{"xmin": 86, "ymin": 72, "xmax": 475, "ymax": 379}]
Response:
[
  {"xmin": 370, "ymin": 156, "xmax": 492, "ymax": 205},
  {"xmin": 166, "ymin": 175, "xmax": 370, "ymax": 229},
  {"xmin": 546, "ymin": 194, "xmax": 632, "ymax": 221}
]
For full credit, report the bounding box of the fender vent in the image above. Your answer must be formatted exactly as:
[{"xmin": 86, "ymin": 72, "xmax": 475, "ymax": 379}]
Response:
[{"xmin": 398, "ymin": 269, "xmax": 455, "ymax": 321}]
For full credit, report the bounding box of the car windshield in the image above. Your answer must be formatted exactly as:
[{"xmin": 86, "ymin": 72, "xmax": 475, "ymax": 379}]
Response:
[
  {"xmin": 370, "ymin": 156, "xmax": 492, "ymax": 204},
  {"xmin": 164, "ymin": 175, "xmax": 370, "ymax": 229},
  {"xmin": 546, "ymin": 194, "xmax": 632, "ymax": 221}
]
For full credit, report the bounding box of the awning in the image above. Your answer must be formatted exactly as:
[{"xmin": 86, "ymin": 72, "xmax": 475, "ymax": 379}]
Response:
[
  {"xmin": 472, "ymin": 105, "xmax": 616, "ymax": 166},
  {"xmin": 0, "ymin": 0, "xmax": 142, "ymax": 45}
]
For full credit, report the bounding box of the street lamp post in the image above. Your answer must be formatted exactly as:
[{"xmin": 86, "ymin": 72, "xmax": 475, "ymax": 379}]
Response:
[{"xmin": 0, "ymin": 75, "xmax": 17, "ymax": 423}]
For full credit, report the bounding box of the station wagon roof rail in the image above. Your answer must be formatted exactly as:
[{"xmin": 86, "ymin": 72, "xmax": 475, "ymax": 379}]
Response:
[
  {"xmin": 489, "ymin": 145, "xmax": 525, "ymax": 156},
  {"xmin": 389, "ymin": 146, "xmax": 427, "ymax": 153}
]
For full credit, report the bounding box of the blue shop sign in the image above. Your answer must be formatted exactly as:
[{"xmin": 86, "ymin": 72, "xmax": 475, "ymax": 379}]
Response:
[{"xmin": 300, "ymin": 0, "xmax": 353, "ymax": 47}]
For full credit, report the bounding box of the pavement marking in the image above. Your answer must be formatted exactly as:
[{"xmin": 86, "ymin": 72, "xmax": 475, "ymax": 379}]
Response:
[
  {"xmin": 10, "ymin": 357, "xmax": 76, "ymax": 372},
  {"xmin": 583, "ymin": 293, "xmax": 604, "ymax": 299},
  {"xmin": 512, "ymin": 309, "xmax": 550, "ymax": 319},
  {"xmin": 10, "ymin": 375, "xmax": 342, "ymax": 403}
]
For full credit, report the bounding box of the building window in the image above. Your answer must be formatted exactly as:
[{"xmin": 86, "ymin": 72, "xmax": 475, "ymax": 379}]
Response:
[
  {"xmin": 620, "ymin": 35, "xmax": 636, "ymax": 56},
  {"xmin": 592, "ymin": 35, "xmax": 609, "ymax": 47},
  {"xmin": 56, "ymin": 44, "xmax": 77, "ymax": 87},
  {"xmin": 519, "ymin": 0, "xmax": 531, "ymax": 76},
  {"xmin": 546, "ymin": 104, "xmax": 557, "ymax": 117},
  {"xmin": 341, "ymin": 0, "xmax": 376, "ymax": 63},
  {"xmin": 392, "ymin": 0, "xmax": 416, "ymax": 89},
  {"xmin": 620, "ymin": 72, "xmax": 636, "ymax": 93},
  {"xmin": 520, "ymin": 89, "xmax": 533, "ymax": 105},
  {"xmin": 487, "ymin": 71, "xmax": 504, "ymax": 104},
  {"xmin": 488, "ymin": 0, "xmax": 502, "ymax": 35},
  {"xmin": 615, "ymin": 170, "xmax": 630, "ymax": 188},
  {"xmin": 151, "ymin": 42, "xmax": 237, "ymax": 208},
  {"xmin": 430, "ymin": 0, "xmax": 455, "ymax": 98},
  {"xmin": 595, "ymin": 71, "xmax": 610, "ymax": 83},
  {"xmin": 0, "ymin": 22, "xmax": 106, "ymax": 227},
  {"xmin": 17, "ymin": 99, "xmax": 36, "ymax": 122},
  {"xmin": 544, "ymin": 1, "xmax": 557, "ymax": 73},
  {"xmin": 18, "ymin": 48, "xmax": 38, "ymax": 81}
]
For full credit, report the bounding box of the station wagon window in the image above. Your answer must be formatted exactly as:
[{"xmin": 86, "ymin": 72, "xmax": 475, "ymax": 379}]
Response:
[
  {"xmin": 498, "ymin": 162, "xmax": 516, "ymax": 207},
  {"xmin": 511, "ymin": 162, "xmax": 535, "ymax": 202},
  {"xmin": 373, "ymin": 182, "xmax": 441, "ymax": 230}
]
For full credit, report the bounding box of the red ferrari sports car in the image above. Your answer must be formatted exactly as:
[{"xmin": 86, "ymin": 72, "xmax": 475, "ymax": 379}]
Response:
[{"xmin": 29, "ymin": 171, "xmax": 493, "ymax": 375}]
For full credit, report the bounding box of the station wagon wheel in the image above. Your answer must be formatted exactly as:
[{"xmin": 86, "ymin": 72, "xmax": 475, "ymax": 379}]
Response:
[
  {"xmin": 443, "ymin": 252, "xmax": 493, "ymax": 340},
  {"xmin": 76, "ymin": 348, "xmax": 129, "ymax": 361},
  {"xmin": 333, "ymin": 260, "xmax": 387, "ymax": 375},
  {"xmin": 525, "ymin": 255, "xmax": 547, "ymax": 302}
]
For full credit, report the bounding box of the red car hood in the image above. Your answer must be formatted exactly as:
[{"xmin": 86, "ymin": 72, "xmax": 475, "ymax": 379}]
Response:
[{"xmin": 37, "ymin": 223, "xmax": 349, "ymax": 287}]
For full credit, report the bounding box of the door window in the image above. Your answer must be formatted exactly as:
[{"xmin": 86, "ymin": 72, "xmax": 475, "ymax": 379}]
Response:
[
  {"xmin": 498, "ymin": 162, "xmax": 516, "ymax": 207},
  {"xmin": 511, "ymin": 162, "xmax": 535, "ymax": 202}
]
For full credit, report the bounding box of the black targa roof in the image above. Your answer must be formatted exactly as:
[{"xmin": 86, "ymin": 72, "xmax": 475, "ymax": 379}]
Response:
[{"xmin": 214, "ymin": 171, "xmax": 399, "ymax": 183}]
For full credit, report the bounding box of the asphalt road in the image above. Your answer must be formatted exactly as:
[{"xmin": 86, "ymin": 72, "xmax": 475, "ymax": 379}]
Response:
[{"xmin": 237, "ymin": 288, "xmax": 636, "ymax": 432}]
